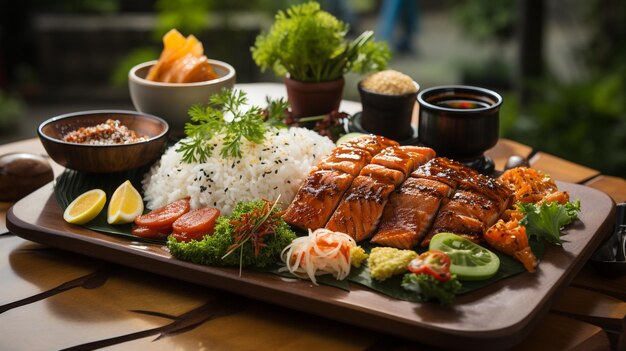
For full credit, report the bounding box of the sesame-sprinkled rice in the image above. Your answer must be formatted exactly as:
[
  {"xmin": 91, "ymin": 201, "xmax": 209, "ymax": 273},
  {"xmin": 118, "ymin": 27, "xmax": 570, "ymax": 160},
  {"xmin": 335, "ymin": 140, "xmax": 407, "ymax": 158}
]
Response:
[{"xmin": 142, "ymin": 127, "xmax": 335, "ymax": 216}]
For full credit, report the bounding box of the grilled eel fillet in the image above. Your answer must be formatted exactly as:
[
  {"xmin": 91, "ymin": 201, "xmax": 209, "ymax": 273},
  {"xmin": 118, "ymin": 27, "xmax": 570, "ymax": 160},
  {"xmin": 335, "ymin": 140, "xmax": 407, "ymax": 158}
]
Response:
[
  {"xmin": 283, "ymin": 135, "xmax": 398, "ymax": 231},
  {"xmin": 372, "ymin": 157, "xmax": 513, "ymax": 248},
  {"xmin": 419, "ymin": 158, "xmax": 513, "ymax": 246},
  {"xmin": 325, "ymin": 146, "xmax": 436, "ymax": 241}
]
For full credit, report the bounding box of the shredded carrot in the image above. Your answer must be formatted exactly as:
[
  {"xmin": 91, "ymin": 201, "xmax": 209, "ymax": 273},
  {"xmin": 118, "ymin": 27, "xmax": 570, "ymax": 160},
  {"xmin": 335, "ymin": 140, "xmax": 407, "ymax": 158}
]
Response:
[{"xmin": 499, "ymin": 167, "xmax": 566, "ymax": 204}]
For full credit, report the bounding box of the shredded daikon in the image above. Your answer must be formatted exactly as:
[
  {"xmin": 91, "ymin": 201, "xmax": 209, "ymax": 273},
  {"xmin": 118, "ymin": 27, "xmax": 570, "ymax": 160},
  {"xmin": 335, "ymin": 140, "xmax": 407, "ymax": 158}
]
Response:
[{"xmin": 280, "ymin": 228, "xmax": 356, "ymax": 285}]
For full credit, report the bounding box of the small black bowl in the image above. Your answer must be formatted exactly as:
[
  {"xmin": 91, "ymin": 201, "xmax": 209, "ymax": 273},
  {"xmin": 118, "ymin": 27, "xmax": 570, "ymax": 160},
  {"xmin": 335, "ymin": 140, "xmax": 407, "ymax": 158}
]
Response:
[
  {"xmin": 358, "ymin": 82, "xmax": 418, "ymax": 141},
  {"xmin": 38, "ymin": 110, "xmax": 169, "ymax": 173},
  {"xmin": 417, "ymin": 85, "xmax": 502, "ymax": 174}
]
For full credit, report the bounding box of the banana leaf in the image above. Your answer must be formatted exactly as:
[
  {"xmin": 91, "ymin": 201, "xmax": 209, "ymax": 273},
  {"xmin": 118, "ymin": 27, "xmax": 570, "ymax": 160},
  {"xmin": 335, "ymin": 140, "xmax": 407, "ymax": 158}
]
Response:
[
  {"xmin": 54, "ymin": 166, "xmax": 164, "ymax": 244},
  {"xmin": 55, "ymin": 168, "xmax": 546, "ymax": 301}
]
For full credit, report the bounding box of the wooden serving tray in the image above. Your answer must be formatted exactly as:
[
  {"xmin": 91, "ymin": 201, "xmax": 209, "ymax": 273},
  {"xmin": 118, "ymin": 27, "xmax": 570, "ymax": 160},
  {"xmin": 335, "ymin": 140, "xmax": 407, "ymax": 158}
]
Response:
[{"xmin": 7, "ymin": 181, "xmax": 615, "ymax": 350}]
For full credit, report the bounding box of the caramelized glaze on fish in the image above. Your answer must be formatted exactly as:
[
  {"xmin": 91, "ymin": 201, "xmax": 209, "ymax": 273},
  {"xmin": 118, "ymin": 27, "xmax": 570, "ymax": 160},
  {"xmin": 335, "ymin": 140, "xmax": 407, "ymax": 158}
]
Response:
[
  {"xmin": 283, "ymin": 170, "xmax": 353, "ymax": 231},
  {"xmin": 325, "ymin": 146, "xmax": 435, "ymax": 241},
  {"xmin": 284, "ymin": 135, "xmax": 399, "ymax": 231},
  {"xmin": 325, "ymin": 176, "xmax": 395, "ymax": 241},
  {"xmin": 371, "ymin": 178, "xmax": 452, "ymax": 249},
  {"xmin": 316, "ymin": 146, "xmax": 372, "ymax": 177}
]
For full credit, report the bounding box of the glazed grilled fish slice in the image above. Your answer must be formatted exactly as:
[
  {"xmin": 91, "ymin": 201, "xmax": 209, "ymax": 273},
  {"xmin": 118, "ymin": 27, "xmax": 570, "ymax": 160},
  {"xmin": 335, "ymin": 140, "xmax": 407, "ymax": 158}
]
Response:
[
  {"xmin": 413, "ymin": 157, "xmax": 513, "ymax": 213},
  {"xmin": 422, "ymin": 207, "xmax": 486, "ymax": 246},
  {"xmin": 421, "ymin": 189, "xmax": 504, "ymax": 246},
  {"xmin": 371, "ymin": 146, "xmax": 425, "ymax": 177},
  {"xmin": 283, "ymin": 135, "xmax": 398, "ymax": 231},
  {"xmin": 324, "ymin": 146, "xmax": 435, "ymax": 241},
  {"xmin": 371, "ymin": 178, "xmax": 452, "ymax": 249},
  {"xmin": 440, "ymin": 189, "xmax": 502, "ymax": 226},
  {"xmin": 410, "ymin": 157, "xmax": 477, "ymax": 188},
  {"xmin": 398, "ymin": 145, "xmax": 437, "ymax": 165},
  {"xmin": 283, "ymin": 169, "xmax": 353, "ymax": 231},
  {"xmin": 342, "ymin": 134, "xmax": 399, "ymax": 155},
  {"xmin": 325, "ymin": 176, "xmax": 395, "ymax": 241},
  {"xmin": 457, "ymin": 174, "xmax": 513, "ymax": 214},
  {"xmin": 359, "ymin": 164, "xmax": 405, "ymax": 187},
  {"xmin": 316, "ymin": 146, "xmax": 372, "ymax": 177}
]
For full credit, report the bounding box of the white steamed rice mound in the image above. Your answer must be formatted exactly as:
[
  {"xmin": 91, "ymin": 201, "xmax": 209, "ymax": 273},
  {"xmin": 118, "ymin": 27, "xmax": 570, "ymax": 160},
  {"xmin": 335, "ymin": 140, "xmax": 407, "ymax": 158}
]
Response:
[{"xmin": 142, "ymin": 127, "xmax": 335, "ymax": 215}]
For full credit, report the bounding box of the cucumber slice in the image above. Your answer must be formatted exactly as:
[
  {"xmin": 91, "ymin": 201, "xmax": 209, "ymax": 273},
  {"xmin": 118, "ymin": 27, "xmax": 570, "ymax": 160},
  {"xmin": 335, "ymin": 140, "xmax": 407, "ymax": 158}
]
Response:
[
  {"xmin": 336, "ymin": 132, "xmax": 366, "ymax": 145},
  {"xmin": 429, "ymin": 232, "xmax": 500, "ymax": 281}
]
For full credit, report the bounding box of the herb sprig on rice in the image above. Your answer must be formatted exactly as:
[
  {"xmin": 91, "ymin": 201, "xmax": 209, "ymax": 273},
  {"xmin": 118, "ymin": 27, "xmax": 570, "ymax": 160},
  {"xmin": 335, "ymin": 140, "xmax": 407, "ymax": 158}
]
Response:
[{"xmin": 177, "ymin": 88, "xmax": 289, "ymax": 161}]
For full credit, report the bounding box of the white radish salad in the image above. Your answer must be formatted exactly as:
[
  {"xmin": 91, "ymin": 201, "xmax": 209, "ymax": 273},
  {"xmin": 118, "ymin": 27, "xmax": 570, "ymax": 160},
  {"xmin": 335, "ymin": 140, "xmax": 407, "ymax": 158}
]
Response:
[{"xmin": 280, "ymin": 228, "xmax": 356, "ymax": 285}]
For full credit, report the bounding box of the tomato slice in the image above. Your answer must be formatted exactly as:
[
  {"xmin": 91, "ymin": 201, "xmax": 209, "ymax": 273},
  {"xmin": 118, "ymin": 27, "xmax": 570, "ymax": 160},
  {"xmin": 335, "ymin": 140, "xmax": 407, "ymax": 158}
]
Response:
[
  {"xmin": 131, "ymin": 225, "xmax": 171, "ymax": 239},
  {"xmin": 407, "ymin": 250, "xmax": 452, "ymax": 282},
  {"xmin": 135, "ymin": 197, "xmax": 190, "ymax": 230},
  {"xmin": 172, "ymin": 207, "xmax": 220, "ymax": 242}
]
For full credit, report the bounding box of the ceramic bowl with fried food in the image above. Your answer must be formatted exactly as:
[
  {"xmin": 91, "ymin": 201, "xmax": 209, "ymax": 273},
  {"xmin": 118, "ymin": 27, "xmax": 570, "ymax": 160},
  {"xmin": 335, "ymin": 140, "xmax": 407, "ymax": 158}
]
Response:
[{"xmin": 129, "ymin": 59, "xmax": 236, "ymax": 133}]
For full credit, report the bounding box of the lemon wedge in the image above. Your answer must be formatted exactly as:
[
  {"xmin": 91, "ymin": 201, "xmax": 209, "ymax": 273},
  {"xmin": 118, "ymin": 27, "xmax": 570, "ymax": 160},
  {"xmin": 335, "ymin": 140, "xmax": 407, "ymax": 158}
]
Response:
[
  {"xmin": 107, "ymin": 180, "xmax": 144, "ymax": 224},
  {"xmin": 63, "ymin": 189, "xmax": 106, "ymax": 225}
]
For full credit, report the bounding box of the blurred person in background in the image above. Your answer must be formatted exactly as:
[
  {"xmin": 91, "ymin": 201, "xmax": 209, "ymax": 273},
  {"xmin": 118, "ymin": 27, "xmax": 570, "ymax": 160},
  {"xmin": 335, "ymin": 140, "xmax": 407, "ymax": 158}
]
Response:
[{"xmin": 377, "ymin": 0, "xmax": 419, "ymax": 55}]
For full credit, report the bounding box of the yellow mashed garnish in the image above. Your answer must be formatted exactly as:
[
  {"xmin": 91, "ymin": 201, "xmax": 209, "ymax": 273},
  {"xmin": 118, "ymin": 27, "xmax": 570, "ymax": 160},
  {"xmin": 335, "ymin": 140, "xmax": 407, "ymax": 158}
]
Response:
[
  {"xmin": 368, "ymin": 247, "xmax": 418, "ymax": 281},
  {"xmin": 350, "ymin": 246, "xmax": 368, "ymax": 268}
]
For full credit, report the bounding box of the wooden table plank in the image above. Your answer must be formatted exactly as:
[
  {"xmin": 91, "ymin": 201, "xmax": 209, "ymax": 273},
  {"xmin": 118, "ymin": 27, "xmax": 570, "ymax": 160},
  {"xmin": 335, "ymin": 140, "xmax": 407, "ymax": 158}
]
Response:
[
  {"xmin": 585, "ymin": 175, "xmax": 626, "ymax": 204},
  {"xmin": 529, "ymin": 152, "xmax": 600, "ymax": 184},
  {"xmin": 511, "ymin": 314, "xmax": 610, "ymax": 351},
  {"xmin": 571, "ymin": 265, "xmax": 626, "ymax": 301},
  {"xmin": 552, "ymin": 286, "xmax": 626, "ymax": 328},
  {"xmin": 486, "ymin": 138, "xmax": 533, "ymax": 171}
]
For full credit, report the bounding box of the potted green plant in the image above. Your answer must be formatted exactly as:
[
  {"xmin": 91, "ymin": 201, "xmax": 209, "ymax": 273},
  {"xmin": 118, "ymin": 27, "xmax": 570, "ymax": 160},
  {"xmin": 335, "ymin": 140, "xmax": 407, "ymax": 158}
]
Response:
[{"xmin": 251, "ymin": 1, "xmax": 390, "ymax": 118}]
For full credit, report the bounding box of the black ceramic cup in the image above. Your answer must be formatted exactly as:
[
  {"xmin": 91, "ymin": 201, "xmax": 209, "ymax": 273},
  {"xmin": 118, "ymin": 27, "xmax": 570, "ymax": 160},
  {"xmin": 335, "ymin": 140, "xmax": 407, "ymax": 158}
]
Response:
[
  {"xmin": 358, "ymin": 82, "xmax": 418, "ymax": 141},
  {"xmin": 417, "ymin": 85, "xmax": 502, "ymax": 174}
]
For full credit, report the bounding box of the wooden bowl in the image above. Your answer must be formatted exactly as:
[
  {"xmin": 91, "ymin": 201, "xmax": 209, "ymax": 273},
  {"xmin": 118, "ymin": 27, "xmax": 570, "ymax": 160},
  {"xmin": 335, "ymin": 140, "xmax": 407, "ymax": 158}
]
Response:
[{"xmin": 38, "ymin": 110, "xmax": 169, "ymax": 173}]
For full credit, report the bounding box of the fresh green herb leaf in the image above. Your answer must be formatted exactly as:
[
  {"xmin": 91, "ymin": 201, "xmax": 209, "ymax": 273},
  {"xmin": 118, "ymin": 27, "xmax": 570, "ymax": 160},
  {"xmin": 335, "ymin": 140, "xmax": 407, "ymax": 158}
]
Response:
[
  {"xmin": 518, "ymin": 200, "xmax": 581, "ymax": 245},
  {"xmin": 176, "ymin": 88, "xmax": 287, "ymax": 162},
  {"xmin": 401, "ymin": 273, "xmax": 462, "ymax": 305},
  {"xmin": 251, "ymin": 2, "xmax": 390, "ymax": 82},
  {"xmin": 264, "ymin": 97, "xmax": 290, "ymax": 128}
]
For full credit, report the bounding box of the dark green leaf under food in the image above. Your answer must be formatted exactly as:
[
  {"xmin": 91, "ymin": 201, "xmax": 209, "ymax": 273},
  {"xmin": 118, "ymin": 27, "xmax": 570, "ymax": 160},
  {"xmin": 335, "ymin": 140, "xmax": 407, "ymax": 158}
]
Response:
[
  {"xmin": 54, "ymin": 166, "xmax": 164, "ymax": 245},
  {"xmin": 56, "ymin": 167, "xmax": 546, "ymax": 301},
  {"xmin": 269, "ymin": 240, "xmax": 544, "ymax": 301}
]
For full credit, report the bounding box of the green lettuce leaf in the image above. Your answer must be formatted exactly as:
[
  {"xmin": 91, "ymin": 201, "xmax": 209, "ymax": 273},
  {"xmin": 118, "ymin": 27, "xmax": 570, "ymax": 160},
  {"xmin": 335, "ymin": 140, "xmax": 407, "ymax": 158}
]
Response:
[
  {"xmin": 401, "ymin": 273, "xmax": 462, "ymax": 305},
  {"xmin": 518, "ymin": 200, "xmax": 581, "ymax": 245}
]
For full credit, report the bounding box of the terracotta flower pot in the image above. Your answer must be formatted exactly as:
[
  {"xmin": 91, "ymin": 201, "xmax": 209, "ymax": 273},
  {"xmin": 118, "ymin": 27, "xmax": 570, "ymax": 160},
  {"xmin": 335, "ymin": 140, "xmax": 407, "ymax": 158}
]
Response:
[{"xmin": 284, "ymin": 76, "xmax": 345, "ymax": 118}]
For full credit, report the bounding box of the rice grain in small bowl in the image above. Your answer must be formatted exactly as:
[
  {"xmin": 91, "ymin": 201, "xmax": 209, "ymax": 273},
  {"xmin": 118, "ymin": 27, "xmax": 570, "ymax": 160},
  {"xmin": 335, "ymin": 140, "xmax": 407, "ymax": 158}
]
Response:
[{"xmin": 358, "ymin": 70, "xmax": 419, "ymax": 141}]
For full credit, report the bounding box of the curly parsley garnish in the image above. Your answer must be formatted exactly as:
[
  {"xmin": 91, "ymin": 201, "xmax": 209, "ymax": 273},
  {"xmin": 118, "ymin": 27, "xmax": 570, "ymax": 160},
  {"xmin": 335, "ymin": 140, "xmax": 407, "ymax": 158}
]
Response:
[{"xmin": 176, "ymin": 88, "xmax": 288, "ymax": 162}]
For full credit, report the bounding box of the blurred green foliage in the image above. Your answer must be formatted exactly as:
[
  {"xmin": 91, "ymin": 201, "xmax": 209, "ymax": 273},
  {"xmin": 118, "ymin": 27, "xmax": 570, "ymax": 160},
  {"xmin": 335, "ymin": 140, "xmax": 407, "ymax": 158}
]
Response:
[
  {"xmin": 505, "ymin": 72, "xmax": 626, "ymax": 177},
  {"xmin": 110, "ymin": 47, "xmax": 158, "ymax": 87},
  {"xmin": 451, "ymin": 0, "xmax": 515, "ymax": 43},
  {"xmin": 0, "ymin": 91, "xmax": 24, "ymax": 129},
  {"xmin": 153, "ymin": 0, "xmax": 212, "ymax": 41},
  {"xmin": 502, "ymin": 1, "xmax": 626, "ymax": 177},
  {"xmin": 111, "ymin": 0, "xmax": 214, "ymax": 87}
]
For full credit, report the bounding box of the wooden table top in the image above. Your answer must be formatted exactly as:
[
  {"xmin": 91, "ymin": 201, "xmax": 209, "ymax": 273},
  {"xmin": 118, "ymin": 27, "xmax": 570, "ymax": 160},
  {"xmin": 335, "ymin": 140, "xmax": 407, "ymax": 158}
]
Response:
[{"xmin": 1, "ymin": 83, "xmax": 624, "ymax": 351}]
